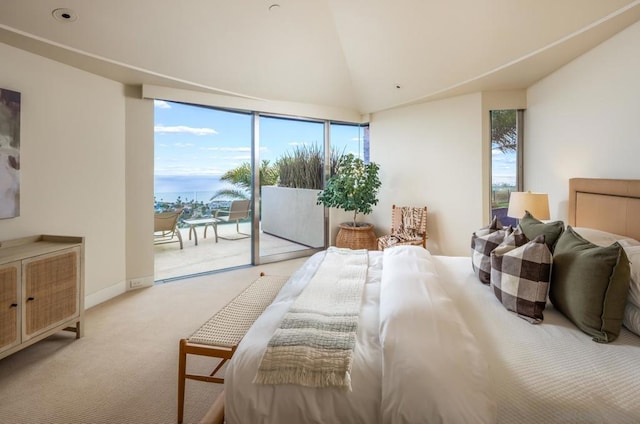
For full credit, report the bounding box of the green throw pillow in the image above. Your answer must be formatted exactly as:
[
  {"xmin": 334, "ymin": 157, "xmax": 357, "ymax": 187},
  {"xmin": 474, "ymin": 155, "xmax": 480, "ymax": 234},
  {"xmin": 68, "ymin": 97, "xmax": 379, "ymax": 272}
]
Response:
[
  {"xmin": 519, "ymin": 211, "xmax": 564, "ymax": 253},
  {"xmin": 549, "ymin": 226, "xmax": 630, "ymax": 343}
]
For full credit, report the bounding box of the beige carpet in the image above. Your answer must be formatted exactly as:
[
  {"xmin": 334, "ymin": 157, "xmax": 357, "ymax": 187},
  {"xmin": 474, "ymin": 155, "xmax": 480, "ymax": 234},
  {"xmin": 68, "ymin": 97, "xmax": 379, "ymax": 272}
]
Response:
[{"xmin": 0, "ymin": 257, "xmax": 308, "ymax": 424}]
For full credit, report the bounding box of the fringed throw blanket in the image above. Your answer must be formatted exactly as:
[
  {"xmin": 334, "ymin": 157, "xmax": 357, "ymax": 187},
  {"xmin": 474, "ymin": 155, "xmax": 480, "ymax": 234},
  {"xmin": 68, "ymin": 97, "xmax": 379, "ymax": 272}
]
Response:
[
  {"xmin": 395, "ymin": 206, "xmax": 426, "ymax": 241},
  {"xmin": 254, "ymin": 247, "xmax": 368, "ymax": 390}
]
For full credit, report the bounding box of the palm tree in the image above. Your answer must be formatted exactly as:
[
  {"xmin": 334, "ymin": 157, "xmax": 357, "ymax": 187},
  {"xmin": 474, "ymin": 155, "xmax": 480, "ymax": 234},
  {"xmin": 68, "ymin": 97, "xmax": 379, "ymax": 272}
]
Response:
[{"xmin": 210, "ymin": 160, "xmax": 279, "ymax": 200}]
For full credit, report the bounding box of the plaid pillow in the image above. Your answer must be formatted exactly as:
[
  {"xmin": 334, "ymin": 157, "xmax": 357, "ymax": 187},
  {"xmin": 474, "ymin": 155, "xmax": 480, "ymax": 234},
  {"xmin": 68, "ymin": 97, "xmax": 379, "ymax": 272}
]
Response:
[
  {"xmin": 472, "ymin": 216, "xmax": 503, "ymax": 239},
  {"xmin": 471, "ymin": 220, "xmax": 509, "ymax": 284},
  {"xmin": 490, "ymin": 235, "xmax": 552, "ymax": 323},
  {"xmin": 497, "ymin": 225, "xmax": 529, "ymax": 252}
]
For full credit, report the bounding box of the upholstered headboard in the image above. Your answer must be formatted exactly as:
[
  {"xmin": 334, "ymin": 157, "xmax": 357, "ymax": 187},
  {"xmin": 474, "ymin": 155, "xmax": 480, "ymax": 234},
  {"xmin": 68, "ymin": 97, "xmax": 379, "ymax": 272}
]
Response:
[{"xmin": 568, "ymin": 178, "xmax": 640, "ymax": 241}]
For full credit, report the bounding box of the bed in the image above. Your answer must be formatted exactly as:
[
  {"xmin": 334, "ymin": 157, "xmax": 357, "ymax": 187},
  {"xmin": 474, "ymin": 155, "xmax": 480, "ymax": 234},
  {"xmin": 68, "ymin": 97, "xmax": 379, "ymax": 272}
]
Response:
[{"xmin": 223, "ymin": 178, "xmax": 640, "ymax": 424}]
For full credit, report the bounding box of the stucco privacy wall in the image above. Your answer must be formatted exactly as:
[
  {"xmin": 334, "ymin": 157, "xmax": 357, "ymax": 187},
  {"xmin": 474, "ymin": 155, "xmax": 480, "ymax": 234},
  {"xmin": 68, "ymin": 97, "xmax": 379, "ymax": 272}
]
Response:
[
  {"xmin": 0, "ymin": 42, "xmax": 127, "ymax": 308},
  {"xmin": 369, "ymin": 93, "xmax": 484, "ymax": 256},
  {"xmin": 525, "ymin": 20, "xmax": 640, "ymax": 222}
]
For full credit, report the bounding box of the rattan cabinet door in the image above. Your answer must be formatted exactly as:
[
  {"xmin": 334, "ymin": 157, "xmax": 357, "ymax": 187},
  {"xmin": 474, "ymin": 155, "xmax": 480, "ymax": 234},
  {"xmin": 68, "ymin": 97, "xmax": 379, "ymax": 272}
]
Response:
[
  {"xmin": 0, "ymin": 261, "xmax": 20, "ymax": 354},
  {"xmin": 22, "ymin": 248, "xmax": 80, "ymax": 340}
]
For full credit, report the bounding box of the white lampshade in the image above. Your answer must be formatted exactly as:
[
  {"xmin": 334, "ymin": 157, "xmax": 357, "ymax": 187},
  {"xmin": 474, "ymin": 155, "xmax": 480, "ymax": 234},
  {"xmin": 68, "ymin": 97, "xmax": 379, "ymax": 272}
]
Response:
[{"xmin": 507, "ymin": 191, "xmax": 550, "ymax": 220}]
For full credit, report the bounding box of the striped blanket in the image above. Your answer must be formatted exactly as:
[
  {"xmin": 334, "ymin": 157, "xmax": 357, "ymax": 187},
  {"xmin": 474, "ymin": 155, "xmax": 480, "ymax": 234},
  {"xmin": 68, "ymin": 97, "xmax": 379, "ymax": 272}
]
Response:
[{"xmin": 253, "ymin": 247, "xmax": 368, "ymax": 390}]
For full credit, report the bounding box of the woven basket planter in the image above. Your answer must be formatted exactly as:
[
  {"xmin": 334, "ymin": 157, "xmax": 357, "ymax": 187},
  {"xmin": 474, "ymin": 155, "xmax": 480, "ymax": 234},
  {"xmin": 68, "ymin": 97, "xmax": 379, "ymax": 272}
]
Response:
[{"xmin": 335, "ymin": 223, "xmax": 378, "ymax": 250}]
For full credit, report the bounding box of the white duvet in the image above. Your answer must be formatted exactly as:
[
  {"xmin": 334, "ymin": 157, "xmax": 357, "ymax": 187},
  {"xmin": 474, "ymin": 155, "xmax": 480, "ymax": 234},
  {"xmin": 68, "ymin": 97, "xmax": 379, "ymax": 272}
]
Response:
[
  {"xmin": 225, "ymin": 246, "xmax": 640, "ymax": 423},
  {"xmin": 225, "ymin": 250, "xmax": 383, "ymax": 424},
  {"xmin": 225, "ymin": 246, "xmax": 495, "ymax": 424},
  {"xmin": 379, "ymin": 246, "xmax": 495, "ymax": 424}
]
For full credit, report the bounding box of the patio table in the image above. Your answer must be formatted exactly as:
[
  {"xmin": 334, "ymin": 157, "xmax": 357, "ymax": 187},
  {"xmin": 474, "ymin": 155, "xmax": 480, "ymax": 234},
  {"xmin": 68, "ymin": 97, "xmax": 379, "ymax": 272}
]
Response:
[{"xmin": 182, "ymin": 218, "xmax": 218, "ymax": 246}]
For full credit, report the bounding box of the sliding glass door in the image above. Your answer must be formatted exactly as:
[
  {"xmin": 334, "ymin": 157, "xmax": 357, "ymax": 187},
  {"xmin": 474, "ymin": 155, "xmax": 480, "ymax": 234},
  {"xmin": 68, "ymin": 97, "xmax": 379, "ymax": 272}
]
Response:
[
  {"xmin": 154, "ymin": 101, "xmax": 253, "ymax": 281},
  {"xmin": 154, "ymin": 100, "xmax": 370, "ymax": 277},
  {"xmin": 257, "ymin": 115, "xmax": 326, "ymax": 262}
]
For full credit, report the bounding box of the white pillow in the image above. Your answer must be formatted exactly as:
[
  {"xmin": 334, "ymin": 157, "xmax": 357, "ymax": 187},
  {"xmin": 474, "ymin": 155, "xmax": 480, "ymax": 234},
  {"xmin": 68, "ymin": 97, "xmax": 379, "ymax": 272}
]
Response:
[
  {"xmin": 620, "ymin": 240, "xmax": 640, "ymax": 308},
  {"xmin": 572, "ymin": 227, "xmax": 640, "ymax": 247},
  {"xmin": 623, "ymin": 302, "xmax": 640, "ymax": 337}
]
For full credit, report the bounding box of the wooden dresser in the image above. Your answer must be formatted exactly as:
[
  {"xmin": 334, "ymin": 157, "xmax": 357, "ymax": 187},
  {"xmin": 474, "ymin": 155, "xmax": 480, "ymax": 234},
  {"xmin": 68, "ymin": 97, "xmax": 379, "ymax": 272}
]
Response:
[{"xmin": 0, "ymin": 235, "xmax": 85, "ymax": 360}]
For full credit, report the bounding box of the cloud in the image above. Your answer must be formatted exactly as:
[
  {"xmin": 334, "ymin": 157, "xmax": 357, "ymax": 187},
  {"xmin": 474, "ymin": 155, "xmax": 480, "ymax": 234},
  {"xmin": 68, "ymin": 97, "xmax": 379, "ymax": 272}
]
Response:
[
  {"xmin": 154, "ymin": 100, "xmax": 171, "ymax": 109},
  {"xmin": 201, "ymin": 146, "xmax": 250, "ymax": 152},
  {"xmin": 154, "ymin": 124, "xmax": 218, "ymax": 136},
  {"xmin": 492, "ymin": 149, "xmax": 517, "ymax": 164}
]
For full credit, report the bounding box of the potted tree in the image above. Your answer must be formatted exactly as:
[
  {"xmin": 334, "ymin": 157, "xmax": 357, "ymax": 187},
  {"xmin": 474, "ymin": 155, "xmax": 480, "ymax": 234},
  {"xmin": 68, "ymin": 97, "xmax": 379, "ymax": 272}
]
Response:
[{"xmin": 317, "ymin": 153, "xmax": 381, "ymax": 250}]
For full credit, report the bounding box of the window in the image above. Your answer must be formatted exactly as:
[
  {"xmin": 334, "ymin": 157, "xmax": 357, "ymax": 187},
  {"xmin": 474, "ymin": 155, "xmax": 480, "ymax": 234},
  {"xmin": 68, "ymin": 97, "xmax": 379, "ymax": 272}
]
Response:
[
  {"xmin": 154, "ymin": 101, "xmax": 252, "ymax": 210},
  {"xmin": 153, "ymin": 99, "xmax": 368, "ymax": 278},
  {"xmin": 329, "ymin": 123, "xmax": 370, "ymax": 163},
  {"xmin": 154, "ymin": 100, "xmax": 254, "ymax": 279},
  {"xmin": 258, "ymin": 115, "xmax": 326, "ymax": 255},
  {"xmin": 490, "ymin": 109, "xmax": 523, "ymax": 227}
]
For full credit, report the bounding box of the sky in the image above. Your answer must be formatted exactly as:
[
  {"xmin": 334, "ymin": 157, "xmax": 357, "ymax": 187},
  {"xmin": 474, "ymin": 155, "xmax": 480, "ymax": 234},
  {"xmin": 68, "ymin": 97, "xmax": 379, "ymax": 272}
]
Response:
[
  {"xmin": 154, "ymin": 100, "xmax": 365, "ymax": 195},
  {"xmin": 492, "ymin": 146, "xmax": 517, "ymax": 187},
  {"xmin": 154, "ymin": 99, "xmax": 516, "ymax": 193}
]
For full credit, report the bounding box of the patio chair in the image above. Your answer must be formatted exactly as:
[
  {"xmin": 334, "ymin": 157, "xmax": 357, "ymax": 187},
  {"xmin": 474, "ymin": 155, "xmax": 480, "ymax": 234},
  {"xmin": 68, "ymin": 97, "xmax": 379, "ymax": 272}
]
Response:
[
  {"xmin": 214, "ymin": 199, "xmax": 251, "ymax": 241},
  {"xmin": 377, "ymin": 204, "xmax": 428, "ymax": 250},
  {"xmin": 154, "ymin": 208, "xmax": 184, "ymax": 249}
]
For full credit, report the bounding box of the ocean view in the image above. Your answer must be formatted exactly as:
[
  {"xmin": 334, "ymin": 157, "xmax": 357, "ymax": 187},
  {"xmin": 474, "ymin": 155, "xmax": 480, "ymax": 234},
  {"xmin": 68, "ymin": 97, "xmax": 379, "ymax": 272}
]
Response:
[
  {"xmin": 154, "ymin": 190, "xmax": 218, "ymax": 204},
  {"xmin": 154, "ymin": 175, "xmax": 239, "ymax": 204}
]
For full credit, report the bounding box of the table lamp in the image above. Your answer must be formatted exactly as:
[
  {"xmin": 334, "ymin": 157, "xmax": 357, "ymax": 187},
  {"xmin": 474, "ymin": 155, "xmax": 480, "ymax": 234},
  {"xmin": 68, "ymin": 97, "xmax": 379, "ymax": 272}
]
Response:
[{"xmin": 507, "ymin": 191, "xmax": 550, "ymax": 220}]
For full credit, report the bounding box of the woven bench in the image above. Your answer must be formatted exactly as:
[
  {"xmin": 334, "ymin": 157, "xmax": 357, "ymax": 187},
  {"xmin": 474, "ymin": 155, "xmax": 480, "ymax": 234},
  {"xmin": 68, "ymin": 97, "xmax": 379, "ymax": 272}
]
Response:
[{"xmin": 177, "ymin": 273, "xmax": 289, "ymax": 424}]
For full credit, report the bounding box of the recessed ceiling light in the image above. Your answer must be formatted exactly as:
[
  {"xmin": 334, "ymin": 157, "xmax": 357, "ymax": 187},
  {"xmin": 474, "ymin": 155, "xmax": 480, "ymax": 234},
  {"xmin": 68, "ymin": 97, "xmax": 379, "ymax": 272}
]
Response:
[
  {"xmin": 52, "ymin": 8, "xmax": 78, "ymax": 22},
  {"xmin": 269, "ymin": 4, "xmax": 281, "ymax": 12}
]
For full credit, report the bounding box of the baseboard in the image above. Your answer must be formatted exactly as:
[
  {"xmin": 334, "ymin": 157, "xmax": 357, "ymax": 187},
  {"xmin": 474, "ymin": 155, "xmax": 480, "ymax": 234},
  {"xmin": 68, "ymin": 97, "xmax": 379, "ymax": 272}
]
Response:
[{"xmin": 85, "ymin": 280, "xmax": 127, "ymax": 309}]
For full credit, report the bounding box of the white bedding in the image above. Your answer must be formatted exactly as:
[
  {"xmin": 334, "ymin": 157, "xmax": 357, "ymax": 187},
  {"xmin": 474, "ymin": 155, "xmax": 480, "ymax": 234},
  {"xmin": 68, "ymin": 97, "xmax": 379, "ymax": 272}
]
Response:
[
  {"xmin": 225, "ymin": 251, "xmax": 384, "ymax": 424},
  {"xmin": 436, "ymin": 255, "xmax": 640, "ymax": 424},
  {"xmin": 379, "ymin": 246, "xmax": 495, "ymax": 424},
  {"xmin": 225, "ymin": 247, "xmax": 640, "ymax": 424}
]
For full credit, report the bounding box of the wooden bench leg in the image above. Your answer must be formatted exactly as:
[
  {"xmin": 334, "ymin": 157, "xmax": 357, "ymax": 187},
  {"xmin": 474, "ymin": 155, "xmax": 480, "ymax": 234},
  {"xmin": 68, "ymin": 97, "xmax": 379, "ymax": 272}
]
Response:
[
  {"xmin": 179, "ymin": 273, "xmax": 288, "ymax": 423},
  {"xmin": 178, "ymin": 338, "xmax": 187, "ymax": 424},
  {"xmin": 178, "ymin": 340, "xmax": 234, "ymax": 423}
]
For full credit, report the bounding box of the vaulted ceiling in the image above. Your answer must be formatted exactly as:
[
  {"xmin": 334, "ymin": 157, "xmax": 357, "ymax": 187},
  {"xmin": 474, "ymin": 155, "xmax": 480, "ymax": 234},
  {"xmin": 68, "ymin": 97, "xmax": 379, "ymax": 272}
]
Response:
[{"xmin": 1, "ymin": 0, "xmax": 639, "ymax": 115}]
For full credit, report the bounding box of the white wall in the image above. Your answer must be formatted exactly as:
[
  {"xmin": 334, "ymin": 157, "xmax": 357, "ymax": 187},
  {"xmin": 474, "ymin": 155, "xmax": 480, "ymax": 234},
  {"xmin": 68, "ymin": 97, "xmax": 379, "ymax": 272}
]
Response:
[
  {"xmin": 526, "ymin": 21, "xmax": 640, "ymax": 223},
  {"xmin": 369, "ymin": 93, "xmax": 484, "ymax": 256},
  {"xmin": 0, "ymin": 43, "xmax": 128, "ymax": 308},
  {"xmin": 125, "ymin": 87, "xmax": 155, "ymax": 288}
]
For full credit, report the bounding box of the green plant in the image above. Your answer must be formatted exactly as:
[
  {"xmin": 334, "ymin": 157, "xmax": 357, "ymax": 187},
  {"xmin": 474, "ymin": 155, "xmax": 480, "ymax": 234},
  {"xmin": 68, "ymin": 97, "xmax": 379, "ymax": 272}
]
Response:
[
  {"xmin": 210, "ymin": 160, "xmax": 279, "ymax": 200},
  {"xmin": 277, "ymin": 144, "xmax": 323, "ymax": 189},
  {"xmin": 316, "ymin": 153, "xmax": 381, "ymax": 227},
  {"xmin": 277, "ymin": 144, "xmax": 344, "ymax": 189}
]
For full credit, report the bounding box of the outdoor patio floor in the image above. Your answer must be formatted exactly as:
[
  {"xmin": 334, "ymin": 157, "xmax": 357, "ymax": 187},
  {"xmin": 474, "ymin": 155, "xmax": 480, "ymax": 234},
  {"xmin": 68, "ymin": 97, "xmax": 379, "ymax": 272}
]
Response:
[{"xmin": 154, "ymin": 221, "xmax": 311, "ymax": 281}]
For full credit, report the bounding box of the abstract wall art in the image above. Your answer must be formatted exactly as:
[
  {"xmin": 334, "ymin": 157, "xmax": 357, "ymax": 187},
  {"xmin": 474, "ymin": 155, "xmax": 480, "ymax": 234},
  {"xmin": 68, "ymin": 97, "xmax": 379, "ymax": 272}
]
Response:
[{"xmin": 0, "ymin": 88, "xmax": 20, "ymax": 219}]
